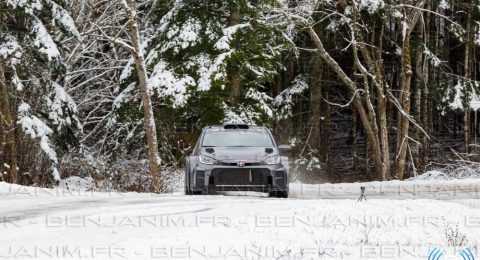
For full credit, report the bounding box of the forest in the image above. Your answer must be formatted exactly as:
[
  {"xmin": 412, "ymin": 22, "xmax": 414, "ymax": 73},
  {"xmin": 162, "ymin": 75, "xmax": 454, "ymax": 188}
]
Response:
[{"xmin": 1, "ymin": 0, "xmax": 480, "ymax": 192}]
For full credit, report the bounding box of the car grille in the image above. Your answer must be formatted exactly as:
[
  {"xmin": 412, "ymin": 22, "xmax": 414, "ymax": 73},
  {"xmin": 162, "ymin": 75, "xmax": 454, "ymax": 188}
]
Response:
[
  {"xmin": 219, "ymin": 162, "xmax": 263, "ymax": 166},
  {"xmin": 213, "ymin": 168, "xmax": 265, "ymax": 185}
]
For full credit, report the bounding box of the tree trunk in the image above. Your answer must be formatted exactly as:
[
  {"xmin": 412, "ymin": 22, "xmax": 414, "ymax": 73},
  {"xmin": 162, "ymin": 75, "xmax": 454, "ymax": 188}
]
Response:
[
  {"xmin": 413, "ymin": 87, "xmax": 422, "ymax": 170},
  {"xmin": 423, "ymin": 88, "xmax": 432, "ymax": 163},
  {"xmin": 306, "ymin": 26, "xmax": 384, "ymax": 180},
  {"xmin": 352, "ymin": 106, "xmax": 359, "ymax": 172},
  {"xmin": 228, "ymin": 3, "xmax": 242, "ymax": 105},
  {"xmin": 465, "ymin": 111, "xmax": 471, "ymax": 153},
  {"xmin": 378, "ymin": 90, "xmax": 390, "ymax": 179},
  {"xmin": 374, "ymin": 23, "xmax": 390, "ymax": 181},
  {"xmin": 475, "ymin": 111, "xmax": 478, "ymax": 153},
  {"xmin": 309, "ymin": 54, "xmax": 322, "ymax": 155},
  {"xmin": 423, "ymin": 6, "xmax": 434, "ymax": 164},
  {"xmin": 320, "ymin": 91, "xmax": 330, "ymax": 172},
  {"xmin": 365, "ymin": 128, "xmax": 371, "ymax": 178},
  {"xmin": 464, "ymin": 13, "xmax": 471, "ymax": 154},
  {"xmin": 395, "ymin": 3, "xmax": 424, "ymax": 179},
  {"xmin": 395, "ymin": 35, "xmax": 413, "ymax": 180},
  {"xmin": 0, "ymin": 63, "xmax": 18, "ymax": 183},
  {"xmin": 122, "ymin": 0, "xmax": 162, "ymax": 193},
  {"xmin": 349, "ymin": 2, "xmax": 388, "ymax": 180},
  {"xmin": 413, "ymin": 21, "xmax": 425, "ymax": 173}
]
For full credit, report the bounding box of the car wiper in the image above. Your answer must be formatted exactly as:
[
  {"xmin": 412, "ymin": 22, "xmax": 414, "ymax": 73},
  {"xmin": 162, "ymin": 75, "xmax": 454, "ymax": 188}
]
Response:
[{"xmin": 202, "ymin": 146, "xmax": 216, "ymax": 147}]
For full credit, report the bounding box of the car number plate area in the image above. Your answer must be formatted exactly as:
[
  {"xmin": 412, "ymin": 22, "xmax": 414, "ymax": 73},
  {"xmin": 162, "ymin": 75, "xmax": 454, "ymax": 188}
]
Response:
[{"xmin": 215, "ymin": 169, "xmax": 264, "ymax": 185}]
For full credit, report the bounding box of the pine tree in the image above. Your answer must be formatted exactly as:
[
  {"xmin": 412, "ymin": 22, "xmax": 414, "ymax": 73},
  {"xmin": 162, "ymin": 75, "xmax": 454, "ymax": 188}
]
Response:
[
  {"xmin": 0, "ymin": 0, "xmax": 80, "ymax": 184},
  {"xmin": 116, "ymin": 0, "xmax": 290, "ymax": 127}
]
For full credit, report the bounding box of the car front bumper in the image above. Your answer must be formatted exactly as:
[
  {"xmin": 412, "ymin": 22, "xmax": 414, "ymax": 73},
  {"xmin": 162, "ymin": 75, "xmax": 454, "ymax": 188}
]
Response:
[{"xmin": 189, "ymin": 164, "xmax": 288, "ymax": 194}]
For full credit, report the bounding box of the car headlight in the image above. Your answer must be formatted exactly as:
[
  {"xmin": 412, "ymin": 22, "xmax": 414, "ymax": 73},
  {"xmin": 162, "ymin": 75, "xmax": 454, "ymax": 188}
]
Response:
[
  {"xmin": 263, "ymin": 155, "xmax": 280, "ymax": 165},
  {"xmin": 199, "ymin": 155, "xmax": 219, "ymax": 165}
]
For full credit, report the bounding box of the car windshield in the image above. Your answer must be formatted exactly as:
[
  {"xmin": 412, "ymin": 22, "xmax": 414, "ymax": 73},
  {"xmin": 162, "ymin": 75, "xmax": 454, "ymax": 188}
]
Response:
[{"xmin": 202, "ymin": 129, "xmax": 274, "ymax": 147}]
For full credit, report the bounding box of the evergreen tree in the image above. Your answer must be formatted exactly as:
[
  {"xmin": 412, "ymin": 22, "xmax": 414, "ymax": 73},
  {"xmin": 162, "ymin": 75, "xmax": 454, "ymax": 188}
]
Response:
[
  {"xmin": 115, "ymin": 0, "xmax": 291, "ymax": 128},
  {"xmin": 0, "ymin": 0, "xmax": 80, "ymax": 184}
]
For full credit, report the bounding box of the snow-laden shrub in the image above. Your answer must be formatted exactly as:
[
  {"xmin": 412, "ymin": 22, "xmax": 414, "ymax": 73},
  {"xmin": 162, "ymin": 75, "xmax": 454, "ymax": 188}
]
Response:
[
  {"xmin": 413, "ymin": 170, "xmax": 449, "ymax": 181},
  {"xmin": 59, "ymin": 153, "xmax": 183, "ymax": 193},
  {"xmin": 59, "ymin": 176, "xmax": 95, "ymax": 192},
  {"xmin": 414, "ymin": 161, "xmax": 480, "ymax": 180}
]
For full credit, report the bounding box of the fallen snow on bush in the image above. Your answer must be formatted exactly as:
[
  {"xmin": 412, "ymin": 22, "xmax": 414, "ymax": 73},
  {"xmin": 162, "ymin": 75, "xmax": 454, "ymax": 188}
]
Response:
[
  {"xmin": 58, "ymin": 176, "xmax": 95, "ymax": 192},
  {"xmin": 413, "ymin": 167, "xmax": 480, "ymax": 181},
  {"xmin": 414, "ymin": 170, "xmax": 449, "ymax": 181}
]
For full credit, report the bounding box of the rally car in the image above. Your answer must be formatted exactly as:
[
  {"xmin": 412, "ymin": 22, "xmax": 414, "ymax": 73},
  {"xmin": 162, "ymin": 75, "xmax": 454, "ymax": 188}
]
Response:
[{"xmin": 184, "ymin": 124, "xmax": 289, "ymax": 198}]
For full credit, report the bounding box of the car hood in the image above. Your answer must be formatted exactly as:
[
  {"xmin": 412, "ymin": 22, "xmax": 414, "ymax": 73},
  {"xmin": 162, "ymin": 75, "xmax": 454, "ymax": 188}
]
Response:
[{"xmin": 200, "ymin": 147, "xmax": 277, "ymax": 163}]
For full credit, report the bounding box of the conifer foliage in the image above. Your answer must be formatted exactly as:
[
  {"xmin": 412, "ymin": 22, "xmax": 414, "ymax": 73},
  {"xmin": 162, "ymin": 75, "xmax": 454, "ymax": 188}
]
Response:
[
  {"xmin": 2, "ymin": 0, "xmax": 480, "ymax": 189},
  {"xmin": 1, "ymin": 0, "xmax": 81, "ymax": 184}
]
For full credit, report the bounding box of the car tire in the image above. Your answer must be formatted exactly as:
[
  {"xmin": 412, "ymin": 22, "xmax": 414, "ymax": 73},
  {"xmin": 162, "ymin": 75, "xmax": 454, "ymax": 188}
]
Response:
[
  {"xmin": 269, "ymin": 191, "xmax": 288, "ymax": 198},
  {"xmin": 276, "ymin": 191, "xmax": 288, "ymax": 198},
  {"xmin": 184, "ymin": 165, "xmax": 193, "ymax": 195},
  {"xmin": 185, "ymin": 184, "xmax": 193, "ymax": 195}
]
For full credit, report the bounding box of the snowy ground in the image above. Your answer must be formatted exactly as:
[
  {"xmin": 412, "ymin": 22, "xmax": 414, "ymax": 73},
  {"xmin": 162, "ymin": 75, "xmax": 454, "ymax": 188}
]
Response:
[{"xmin": 1, "ymin": 178, "xmax": 480, "ymax": 260}]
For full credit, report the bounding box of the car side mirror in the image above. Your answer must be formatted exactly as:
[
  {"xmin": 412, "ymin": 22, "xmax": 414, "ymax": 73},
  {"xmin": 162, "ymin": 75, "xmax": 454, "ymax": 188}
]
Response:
[{"xmin": 278, "ymin": 144, "xmax": 291, "ymax": 150}]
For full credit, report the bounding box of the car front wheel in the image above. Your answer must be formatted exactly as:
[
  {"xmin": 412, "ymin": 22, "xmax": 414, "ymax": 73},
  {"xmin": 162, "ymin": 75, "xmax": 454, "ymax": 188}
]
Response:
[
  {"xmin": 184, "ymin": 167, "xmax": 193, "ymax": 195},
  {"xmin": 185, "ymin": 185, "xmax": 193, "ymax": 195},
  {"xmin": 269, "ymin": 190, "xmax": 288, "ymax": 198}
]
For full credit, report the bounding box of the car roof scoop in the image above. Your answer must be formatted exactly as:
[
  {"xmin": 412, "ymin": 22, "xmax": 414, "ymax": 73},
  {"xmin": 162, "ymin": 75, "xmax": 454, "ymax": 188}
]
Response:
[{"xmin": 224, "ymin": 124, "xmax": 249, "ymax": 129}]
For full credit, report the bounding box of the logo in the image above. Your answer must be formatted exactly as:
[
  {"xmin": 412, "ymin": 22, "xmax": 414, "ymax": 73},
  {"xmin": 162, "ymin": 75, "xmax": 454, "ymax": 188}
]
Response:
[
  {"xmin": 236, "ymin": 160, "xmax": 246, "ymax": 167},
  {"xmin": 428, "ymin": 247, "xmax": 475, "ymax": 260},
  {"xmin": 460, "ymin": 248, "xmax": 475, "ymax": 260},
  {"xmin": 428, "ymin": 248, "xmax": 444, "ymax": 260}
]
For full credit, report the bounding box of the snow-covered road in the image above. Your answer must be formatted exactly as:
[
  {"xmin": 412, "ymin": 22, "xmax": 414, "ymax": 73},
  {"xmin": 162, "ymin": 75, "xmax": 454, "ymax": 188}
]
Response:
[{"xmin": 1, "ymin": 180, "xmax": 480, "ymax": 260}]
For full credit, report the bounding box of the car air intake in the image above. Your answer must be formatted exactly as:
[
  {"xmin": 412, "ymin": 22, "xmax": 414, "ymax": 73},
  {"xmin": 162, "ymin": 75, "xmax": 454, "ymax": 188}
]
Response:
[
  {"xmin": 196, "ymin": 170, "xmax": 205, "ymax": 188},
  {"xmin": 265, "ymin": 148, "xmax": 274, "ymax": 154},
  {"xmin": 213, "ymin": 169, "xmax": 265, "ymax": 185},
  {"xmin": 224, "ymin": 124, "xmax": 249, "ymax": 129}
]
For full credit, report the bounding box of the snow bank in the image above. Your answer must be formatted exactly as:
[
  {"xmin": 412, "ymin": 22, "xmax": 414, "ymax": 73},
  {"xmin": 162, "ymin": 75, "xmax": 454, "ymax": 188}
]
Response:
[{"xmin": 1, "ymin": 181, "xmax": 479, "ymax": 260}]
